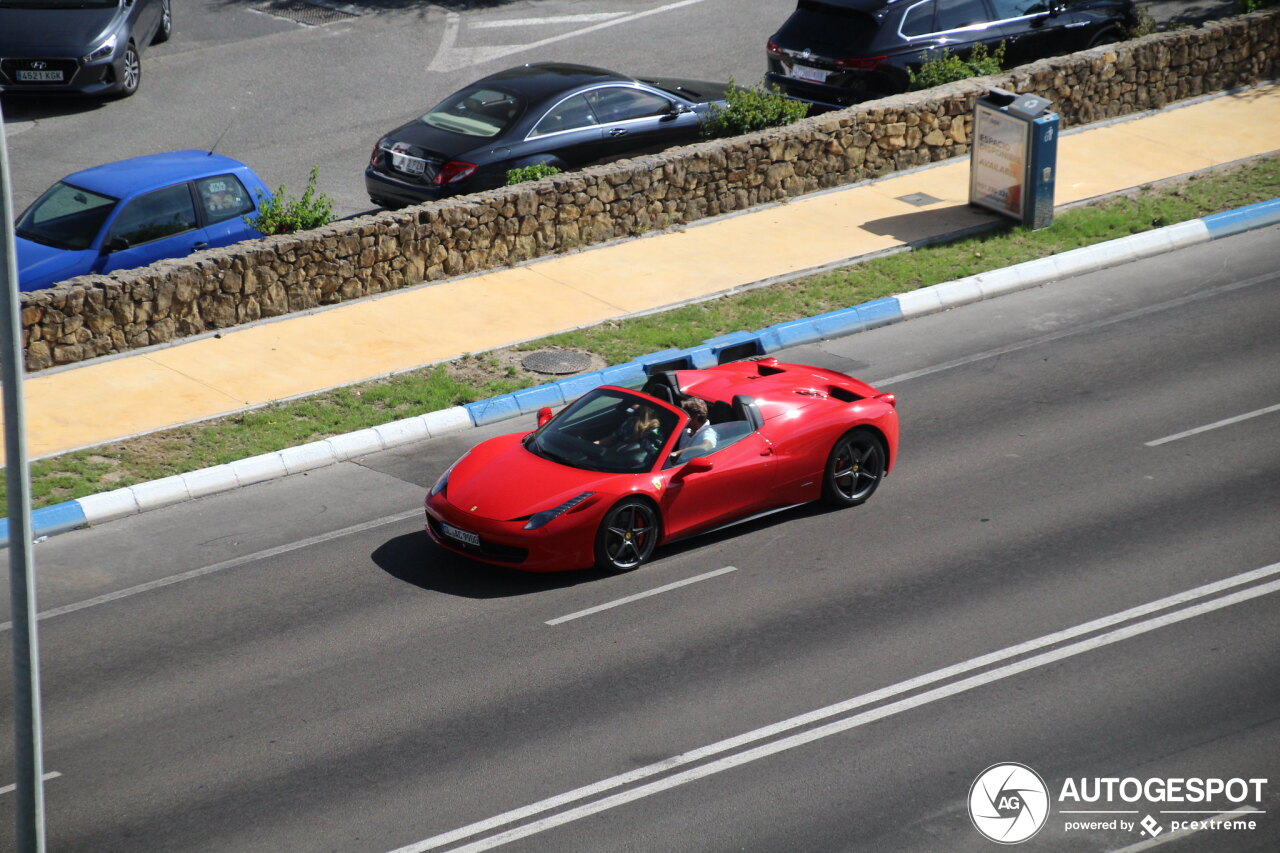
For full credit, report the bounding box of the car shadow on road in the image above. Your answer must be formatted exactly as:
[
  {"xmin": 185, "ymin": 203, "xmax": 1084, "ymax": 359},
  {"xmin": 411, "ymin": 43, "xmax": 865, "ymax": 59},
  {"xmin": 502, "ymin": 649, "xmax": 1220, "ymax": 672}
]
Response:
[
  {"xmin": 372, "ymin": 530, "xmax": 594, "ymax": 599},
  {"xmin": 374, "ymin": 501, "xmax": 861, "ymax": 597},
  {"xmin": 1, "ymin": 94, "xmax": 107, "ymax": 122}
]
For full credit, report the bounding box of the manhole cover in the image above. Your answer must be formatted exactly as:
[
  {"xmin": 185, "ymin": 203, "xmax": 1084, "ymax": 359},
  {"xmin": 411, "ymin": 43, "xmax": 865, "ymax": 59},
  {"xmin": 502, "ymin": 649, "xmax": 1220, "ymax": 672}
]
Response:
[
  {"xmin": 521, "ymin": 350, "xmax": 593, "ymax": 375},
  {"xmin": 257, "ymin": 0, "xmax": 363, "ymax": 26},
  {"xmin": 896, "ymin": 192, "xmax": 943, "ymax": 207}
]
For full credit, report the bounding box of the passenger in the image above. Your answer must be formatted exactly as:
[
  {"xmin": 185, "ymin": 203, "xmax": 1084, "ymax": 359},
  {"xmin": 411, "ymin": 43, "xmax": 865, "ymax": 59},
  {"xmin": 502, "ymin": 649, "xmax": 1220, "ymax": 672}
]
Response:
[{"xmin": 672, "ymin": 398, "xmax": 718, "ymax": 459}]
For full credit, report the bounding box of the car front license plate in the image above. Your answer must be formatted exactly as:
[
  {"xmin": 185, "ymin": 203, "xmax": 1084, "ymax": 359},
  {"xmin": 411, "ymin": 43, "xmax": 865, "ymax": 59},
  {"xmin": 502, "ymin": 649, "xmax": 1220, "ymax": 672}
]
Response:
[
  {"xmin": 440, "ymin": 522, "xmax": 480, "ymax": 547},
  {"xmin": 17, "ymin": 70, "xmax": 64, "ymax": 82},
  {"xmin": 788, "ymin": 64, "xmax": 828, "ymax": 84},
  {"xmin": 391, "ymin": 151, "xmax": 426, "ymax": 175}
]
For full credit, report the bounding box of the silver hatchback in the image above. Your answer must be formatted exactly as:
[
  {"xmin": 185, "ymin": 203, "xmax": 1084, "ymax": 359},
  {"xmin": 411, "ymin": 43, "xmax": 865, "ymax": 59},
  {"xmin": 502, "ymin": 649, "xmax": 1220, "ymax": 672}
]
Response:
[{"xmin": 0, "ymin": 0, "xmax": 171, "ymax": 98}]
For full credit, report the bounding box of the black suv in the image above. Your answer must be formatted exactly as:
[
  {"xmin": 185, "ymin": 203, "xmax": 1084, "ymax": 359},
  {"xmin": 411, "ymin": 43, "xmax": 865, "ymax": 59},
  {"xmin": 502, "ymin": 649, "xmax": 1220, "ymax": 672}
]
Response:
[{"xmin": 766, "ymin": 0, "xmax": 1137, "ymax": 108}]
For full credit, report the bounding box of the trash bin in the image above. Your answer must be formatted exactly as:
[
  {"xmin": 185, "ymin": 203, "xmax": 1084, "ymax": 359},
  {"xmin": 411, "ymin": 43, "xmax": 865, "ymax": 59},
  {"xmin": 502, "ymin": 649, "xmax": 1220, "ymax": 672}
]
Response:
[{"xmin": 969, "ymin": 88, "xmax": 1059, "ymax": 230}]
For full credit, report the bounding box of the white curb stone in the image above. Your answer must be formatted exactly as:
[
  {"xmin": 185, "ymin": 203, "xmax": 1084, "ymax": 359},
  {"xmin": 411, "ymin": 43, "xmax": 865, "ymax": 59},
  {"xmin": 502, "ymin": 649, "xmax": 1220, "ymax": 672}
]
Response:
[
  {"xmin": 279, "ymin": 441, "xmax": 338, "ymax": 475},
  {"xmin": 77, "ymin": 488, "xmax": 142, "ymax": 525},
  {"xmin": 230, "ymin": 453, "xmax": 289, "ymax": 487},
  {"xmin": 183, "ymin": 464, "xmax": 241, "ymax": 500},
  {"xmin": 325, "ymin": 429, "xmax": 385, "ymax": 460}
]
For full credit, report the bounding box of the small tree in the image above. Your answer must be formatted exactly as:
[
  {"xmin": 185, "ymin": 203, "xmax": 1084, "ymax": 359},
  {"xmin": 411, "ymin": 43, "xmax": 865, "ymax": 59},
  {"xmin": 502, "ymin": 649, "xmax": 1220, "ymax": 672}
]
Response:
[
  {"xmin": 908, "ymin": 42, "xmax": 1006, "ymax": 90},
  {"xmin": 245, "ymin": 166, "xmax": 334, "ymax": 235},
  {"xmin": 506, "ymin": 164, "xmax": 561, "ymax": 185},
  {"xmin": 701, "ymin": 77, "xmax": 809, "ymax": 139}
]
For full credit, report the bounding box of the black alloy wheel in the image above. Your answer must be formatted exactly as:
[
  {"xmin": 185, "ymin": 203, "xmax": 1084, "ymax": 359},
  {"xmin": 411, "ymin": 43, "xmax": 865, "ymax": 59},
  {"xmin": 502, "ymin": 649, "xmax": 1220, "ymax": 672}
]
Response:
[
  {"xmin": 594, "ymin": 499, "xmax": 659, "ymax": 573},
  {"xmin": 822, "ymin": 428, "xmax": 886, "ymax": 507},
  {"xmin": 155, "ymin": 0, "xmax": 173, "ymax": 43}
]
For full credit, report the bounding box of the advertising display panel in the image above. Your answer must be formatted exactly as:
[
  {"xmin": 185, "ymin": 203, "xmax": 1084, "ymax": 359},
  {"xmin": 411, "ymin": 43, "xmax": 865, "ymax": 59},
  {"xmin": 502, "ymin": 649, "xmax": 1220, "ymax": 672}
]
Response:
[{"xmin": 969, "ymin": 89, "xmax": 1059, "ymax": 230}]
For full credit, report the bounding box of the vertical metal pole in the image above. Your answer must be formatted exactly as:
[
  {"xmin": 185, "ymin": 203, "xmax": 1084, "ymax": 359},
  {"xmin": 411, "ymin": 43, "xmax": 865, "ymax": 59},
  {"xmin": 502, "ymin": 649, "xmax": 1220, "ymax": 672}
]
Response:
[{"xmin": 0, "ymin": 103, "xmax": 48, "ymax": 852}]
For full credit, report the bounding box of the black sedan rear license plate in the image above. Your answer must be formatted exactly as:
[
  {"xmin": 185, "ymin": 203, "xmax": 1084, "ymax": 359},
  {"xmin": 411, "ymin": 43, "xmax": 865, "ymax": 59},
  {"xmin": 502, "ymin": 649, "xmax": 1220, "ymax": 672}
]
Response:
[{"xmin": 440, "ymin": 522, "xmax": 480, "ymax": 547}]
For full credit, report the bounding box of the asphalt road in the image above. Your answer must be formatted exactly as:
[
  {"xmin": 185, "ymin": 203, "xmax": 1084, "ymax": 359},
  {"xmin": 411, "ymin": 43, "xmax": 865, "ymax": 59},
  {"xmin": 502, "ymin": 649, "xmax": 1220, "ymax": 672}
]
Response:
[
  {"xmin": 1, "ymin": 0, "xmax": 1241, "ymax": 219},
  {"xmin": 1, "ymin": 225, "xmax": 1277, "ymax": 851}
]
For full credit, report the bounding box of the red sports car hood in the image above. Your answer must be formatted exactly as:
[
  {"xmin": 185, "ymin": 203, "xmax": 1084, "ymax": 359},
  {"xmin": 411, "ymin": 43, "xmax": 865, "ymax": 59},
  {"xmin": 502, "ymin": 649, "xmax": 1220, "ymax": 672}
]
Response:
[{"xmin": 445, "ymin": 433, "xmax": 618, "ymax": 521}]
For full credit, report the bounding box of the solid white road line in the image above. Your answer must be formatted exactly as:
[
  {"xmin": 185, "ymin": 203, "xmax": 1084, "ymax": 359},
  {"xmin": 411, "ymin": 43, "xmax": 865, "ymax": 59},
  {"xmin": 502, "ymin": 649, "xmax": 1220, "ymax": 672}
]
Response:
[
  {"xmin": 385, "ymin": 561, "xmax": 1280, "ymax": 853},
  {"xmin": 545, "ymin": 566, "xmax": 738, "ymax": 625},
  {"xmin": 0, "ymin": 772, "xmax": 61, "ymax": 797},
  {"xmin": 1145, "ymin": 402, "xmax": 1280, "ymax": 446},
  {"xmin": 1108, "ymin": 808, "xmax": 1268, "ymax": 852},
  {"xmin": 0, "ymin": 509, "xmax": 421, "ymax": 633},
  {"xmin": 471, "ymin": 14, "xmax": 629, "ymax": 28}
]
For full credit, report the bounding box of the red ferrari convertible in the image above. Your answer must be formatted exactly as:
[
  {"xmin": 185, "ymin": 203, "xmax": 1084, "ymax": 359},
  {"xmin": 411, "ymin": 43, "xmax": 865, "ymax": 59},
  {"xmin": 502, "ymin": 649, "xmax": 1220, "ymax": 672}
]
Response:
[{"xmin": 425, "ymin": 358, "xmax": 899, "ymax": 572}]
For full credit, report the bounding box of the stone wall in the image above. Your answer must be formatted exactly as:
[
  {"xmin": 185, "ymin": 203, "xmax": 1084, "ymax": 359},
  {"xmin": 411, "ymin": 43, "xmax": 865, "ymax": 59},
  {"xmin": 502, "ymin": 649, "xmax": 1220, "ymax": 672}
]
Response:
[{"xmin": 21, "ymin": 10, "xmax": 1280, "ymax": 372}]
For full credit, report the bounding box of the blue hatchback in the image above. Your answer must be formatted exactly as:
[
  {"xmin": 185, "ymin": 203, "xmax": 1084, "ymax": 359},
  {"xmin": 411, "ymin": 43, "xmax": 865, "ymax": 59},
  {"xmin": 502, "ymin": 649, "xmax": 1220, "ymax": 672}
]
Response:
[{"xmin": 15, "ymin": 150, "xmax": 270, "ymax": 292}]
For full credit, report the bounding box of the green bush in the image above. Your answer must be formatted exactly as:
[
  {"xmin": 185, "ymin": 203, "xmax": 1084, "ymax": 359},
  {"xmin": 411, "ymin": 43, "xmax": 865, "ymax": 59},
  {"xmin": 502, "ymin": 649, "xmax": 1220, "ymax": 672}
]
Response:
[
  {"xmin": 701, "ymin": 77, "xmax": 809, "ymax": 139},
  {"xmin": 1242, "ymin": 0, "xmax": 1276, "ymax": 11},
  {"xmin": 244, "ymin": 165, "xmax": 334, "ymax": 235},
  {"xmin": 908, "ymin": 42, "xmax": 1006, "ymax": 91},
  {"xmin": 1125, "ymin": 6, "xmax": 1157, "ymax": 37},
  {"xmin": 505, "ymin": 163, "xmax": 562, "ymax": 185}
]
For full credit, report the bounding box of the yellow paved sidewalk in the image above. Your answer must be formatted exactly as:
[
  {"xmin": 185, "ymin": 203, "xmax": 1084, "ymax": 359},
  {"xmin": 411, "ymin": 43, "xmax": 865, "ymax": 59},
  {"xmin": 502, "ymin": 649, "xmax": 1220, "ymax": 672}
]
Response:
[{"xmin": 13, "ymin": 84, "xmax": 1280, "ymax": 462}]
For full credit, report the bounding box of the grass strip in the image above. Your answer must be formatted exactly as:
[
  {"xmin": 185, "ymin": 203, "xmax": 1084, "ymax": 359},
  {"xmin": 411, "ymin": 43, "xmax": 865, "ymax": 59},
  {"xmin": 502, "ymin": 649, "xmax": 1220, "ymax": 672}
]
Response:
[{"xmin": 11, "ymin": 154, "xmax": 1280, "ymax": 510}]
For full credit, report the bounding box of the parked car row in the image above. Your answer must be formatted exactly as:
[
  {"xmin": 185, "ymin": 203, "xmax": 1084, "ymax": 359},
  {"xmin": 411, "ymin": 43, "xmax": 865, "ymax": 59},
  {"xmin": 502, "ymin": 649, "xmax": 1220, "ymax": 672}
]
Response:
[
  {"xmin": 7, "ymin": 0, "xmax": 1140, "ymax": 291},
  {"xmin": 367, "ymin": 0, "xmax": 1138, "ymax": 206}
]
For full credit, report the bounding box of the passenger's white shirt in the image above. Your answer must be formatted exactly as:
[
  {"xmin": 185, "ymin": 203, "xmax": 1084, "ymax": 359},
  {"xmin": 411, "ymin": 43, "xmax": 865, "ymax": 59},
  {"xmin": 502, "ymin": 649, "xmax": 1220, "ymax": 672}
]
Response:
[{"xmin": 677, "ymin": 421, "xmax": 718, "ymax": 452}]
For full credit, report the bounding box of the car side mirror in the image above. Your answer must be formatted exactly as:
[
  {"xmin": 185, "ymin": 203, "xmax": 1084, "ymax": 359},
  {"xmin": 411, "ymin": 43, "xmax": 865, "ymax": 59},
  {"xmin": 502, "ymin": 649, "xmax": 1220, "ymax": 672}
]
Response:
[
  {"xmin": 682, "ymin": 456, "xmax": 713, "ymax": 473},
  {"xmin": 104, "ymin": 236, "xmax": 130, "ymax": 253},
  {"xmin": 536, "ymin": 406, "xmax": 553, "ymax": 428}
]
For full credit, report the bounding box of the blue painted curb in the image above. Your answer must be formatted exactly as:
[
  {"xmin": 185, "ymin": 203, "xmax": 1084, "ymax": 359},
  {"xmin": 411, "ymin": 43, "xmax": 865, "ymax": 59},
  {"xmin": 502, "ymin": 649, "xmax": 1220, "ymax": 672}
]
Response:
[
  {"xmin": 1202, "ymin": 198, "xmax": 1280, "ymax": 239},
  {"xmin": 9, "ymin": 195, "xmax": 1277, "ymax": 547},
  {"xmin": 463, "ymin": 393, "xmax": 522, "ymax": 427},
  {"xmin": 0, "ymin": 501, "xmax": 88, "ymax": 549},
  {"xmin": 509, "ymin": 383, "xmax": 567, "ymax": 415},
  {"xmin": 550, "ymin": 369, "xmax": 610, "ymax": 400}
]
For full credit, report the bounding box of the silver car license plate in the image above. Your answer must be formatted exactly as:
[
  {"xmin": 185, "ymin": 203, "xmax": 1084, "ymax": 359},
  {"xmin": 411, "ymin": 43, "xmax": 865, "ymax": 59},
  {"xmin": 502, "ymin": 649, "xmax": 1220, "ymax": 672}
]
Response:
[
  {"xmin": 788, "ymin": 64, "xmax": 828, "ymax": 84},
  {"xmin": 391, "ymin": 151, "xmax": 426, "ymax": 175},
  {"xmin": 440, "ymin": 522, "xmax": 480, "ymax": 547}
]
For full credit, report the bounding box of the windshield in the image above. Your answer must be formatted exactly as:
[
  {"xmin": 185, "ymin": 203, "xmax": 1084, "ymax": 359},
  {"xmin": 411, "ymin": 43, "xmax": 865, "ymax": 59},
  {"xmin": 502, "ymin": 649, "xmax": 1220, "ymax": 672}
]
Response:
[
  {"xmin": 419, "ymin": 86, "xmax": 525, "ymax": 138},
  {"xmin": 527, "ymin": 389, "xmax": 679, "ymax": 474},
  {"xmin": 16, "ymin": 182, "xmax": 119, "ymax": 251}
]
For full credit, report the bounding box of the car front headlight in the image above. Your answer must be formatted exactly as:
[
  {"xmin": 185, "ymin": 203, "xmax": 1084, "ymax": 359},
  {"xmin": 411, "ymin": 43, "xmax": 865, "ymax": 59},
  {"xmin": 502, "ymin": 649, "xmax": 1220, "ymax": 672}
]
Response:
[
  {"xmin": 83, "ymin": 34, "xmax": 118, "ymax": 63},
  {"xmin": 524, "ymin": 492, "xmax": 594, "ymax": 530},
  {"xmin": 430, "ymin": 452, "xmax": 468, "ymax": 497}
]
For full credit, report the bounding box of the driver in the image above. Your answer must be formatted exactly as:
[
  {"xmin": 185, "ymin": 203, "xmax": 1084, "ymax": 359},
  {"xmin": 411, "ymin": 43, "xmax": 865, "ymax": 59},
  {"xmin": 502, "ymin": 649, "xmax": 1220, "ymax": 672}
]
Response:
[
  {"xmin": 671, "ymin": 398, "xmax": 718, "ymax": 460},
  {"xmin": 598, "ymin": 405, "xmax": 663, "ymax": 451}
]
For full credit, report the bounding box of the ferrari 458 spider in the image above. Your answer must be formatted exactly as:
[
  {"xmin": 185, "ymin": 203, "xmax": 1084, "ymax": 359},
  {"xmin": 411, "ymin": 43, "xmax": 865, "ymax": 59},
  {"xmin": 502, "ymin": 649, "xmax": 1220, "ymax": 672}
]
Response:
[{"xmin": 424, "ymin": 358, "xmax": 899, "ymax": 572}]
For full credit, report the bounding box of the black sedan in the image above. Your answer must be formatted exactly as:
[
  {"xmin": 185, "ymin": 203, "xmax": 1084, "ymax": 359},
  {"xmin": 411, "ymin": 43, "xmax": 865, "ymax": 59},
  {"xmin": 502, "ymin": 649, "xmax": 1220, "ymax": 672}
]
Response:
[
  {"xmin": 365, "ymin": 63, "xmax": 730, "ymax": 208},
  {"xmin": 766, "ymin": 0, "xmax": 1137, "ymax": 109},
  {"xmin": 0, "ymin": 0, "xmax": 171, "ymax": 97}
]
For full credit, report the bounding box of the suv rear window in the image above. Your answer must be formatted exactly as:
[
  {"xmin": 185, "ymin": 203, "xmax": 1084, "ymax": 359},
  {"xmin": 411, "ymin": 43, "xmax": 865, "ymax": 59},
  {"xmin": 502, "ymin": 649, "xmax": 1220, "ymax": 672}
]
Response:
[{"xmin": 776, "ymin": 1, "xmax": 879, "ymax": 52}]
